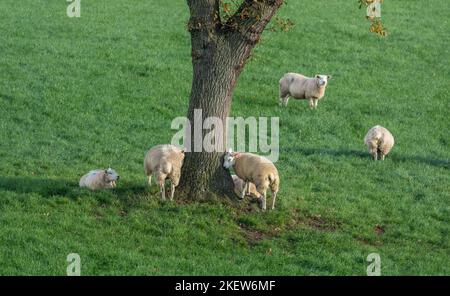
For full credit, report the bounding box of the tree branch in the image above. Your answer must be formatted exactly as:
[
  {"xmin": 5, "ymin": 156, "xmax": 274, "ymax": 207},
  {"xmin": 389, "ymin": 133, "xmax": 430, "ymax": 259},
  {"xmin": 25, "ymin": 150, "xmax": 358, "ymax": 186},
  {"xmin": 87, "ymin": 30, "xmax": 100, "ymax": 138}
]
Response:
[
  {"xmin": 224, "ymin": 0, "xmax": 284, "ymax": 46},
  {"xmin": 187, "ymin": 0, "xmax": 221, "ymax": 33},
  {"xmin": 186, "ymin": 0, "xmax": 222, "ymax": 61}
]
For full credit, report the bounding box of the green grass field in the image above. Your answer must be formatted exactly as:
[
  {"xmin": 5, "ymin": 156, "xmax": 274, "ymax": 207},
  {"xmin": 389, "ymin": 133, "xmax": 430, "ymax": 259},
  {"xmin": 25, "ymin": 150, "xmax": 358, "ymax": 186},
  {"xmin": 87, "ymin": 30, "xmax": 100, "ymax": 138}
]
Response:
[{"xmin": 0, "ymin": 0, "xmax": 449, "ymax": 275}]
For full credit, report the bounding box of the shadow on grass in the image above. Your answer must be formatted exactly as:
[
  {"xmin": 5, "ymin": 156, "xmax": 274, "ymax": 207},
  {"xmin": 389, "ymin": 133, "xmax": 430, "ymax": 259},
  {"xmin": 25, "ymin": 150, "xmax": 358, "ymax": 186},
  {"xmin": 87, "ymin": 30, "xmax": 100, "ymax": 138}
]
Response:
[
  {"xmin": 393, "ymin": 155, "xmax": 450, "ymax": 169},
  {"xmin": 0, "ymin": 176, "xmax": 149, "ymax": 201},
  {"xmin": 0, "ymin": 93, "xmax": 14, "ymax": 102},
  {"xmin": 0, "ymin": 176, "xmax": 76, "ymax": 197},
  {"xmin": 282, "ymin": 147, "xmax": 449, "ymax": 169},
  {"xmin": 282, "ymin": 147, "xmax": 367, "ymax": 158}
]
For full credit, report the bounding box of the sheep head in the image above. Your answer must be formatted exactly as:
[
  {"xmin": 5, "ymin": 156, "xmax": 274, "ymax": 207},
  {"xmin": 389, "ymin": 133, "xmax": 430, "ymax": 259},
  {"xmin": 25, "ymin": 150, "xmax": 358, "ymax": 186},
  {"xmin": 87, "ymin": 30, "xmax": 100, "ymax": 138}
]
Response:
[
  {"xmin": 315, "ymin": 74, "xmax": 331, "ymax": 87},
  {"xmin": 103, "ymin": 168, "xmax": 120, "ymax": 188},
  {"xmin": 223, "ymin": 148, "xmax": 241, "ymax": 169}
]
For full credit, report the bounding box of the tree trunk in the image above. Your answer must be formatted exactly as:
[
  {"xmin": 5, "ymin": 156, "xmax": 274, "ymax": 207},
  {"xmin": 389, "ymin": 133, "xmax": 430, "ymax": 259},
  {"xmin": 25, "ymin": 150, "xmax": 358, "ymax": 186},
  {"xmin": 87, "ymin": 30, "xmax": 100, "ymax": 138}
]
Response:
[
  {"xmin": 179, "ymin": 36, "xmax": 243, "ymax": 199},
  {"xmin": 179, "ymin": 0, "xmax": 283, "ymax": 200}
]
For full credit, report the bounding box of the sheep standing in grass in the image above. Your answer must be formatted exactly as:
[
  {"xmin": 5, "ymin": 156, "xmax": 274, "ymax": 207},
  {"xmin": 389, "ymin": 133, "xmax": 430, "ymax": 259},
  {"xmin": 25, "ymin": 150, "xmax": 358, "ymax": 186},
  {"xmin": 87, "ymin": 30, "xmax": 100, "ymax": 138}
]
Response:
[
  {"xmin": 231, "ymin": 174, "xmax": 262, "ymax": 200},
  {"xmin": 79, "ymin": 168, "xmax": 120, "ymax": 190},
  {"xmin": 364, "ymin": 125, "xmax": 395, "ymax": 160},
  {"xmin": 279, "ymin": 72, "xmax": 331, "ymax": 109},
  {"xmin": 224, "ymin": 149, "xmax": 279, "ymax": 211},
  {"xmin": 144, "ymin": 144, "xmax": 185, "ymax": 200}
]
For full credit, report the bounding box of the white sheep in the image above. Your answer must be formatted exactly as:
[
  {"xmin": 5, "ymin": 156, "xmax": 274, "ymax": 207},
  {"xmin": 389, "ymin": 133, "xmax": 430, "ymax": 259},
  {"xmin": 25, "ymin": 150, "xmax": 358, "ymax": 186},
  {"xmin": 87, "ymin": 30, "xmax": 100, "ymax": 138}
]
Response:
[
  {"xmin": 79, "ymin": 168, "xmax": 120, "ymax": 190},
  {"xmin": 224, "ymin": 149, "xmax": 280, "ymax": 211},
  {"xmin": 144, "ymin": 144, "xmax": 185, "ymax": 200},
  {"xmin": 231, "ymin": 174, "xmax": 262, "ymax": 200},
  {"xmin": 364, "ymin": 125, "xmax": 395, "ymax": 160},
  {"xmin": 279, "ymin": 72, "xmax": 331, "ymax": 109}
]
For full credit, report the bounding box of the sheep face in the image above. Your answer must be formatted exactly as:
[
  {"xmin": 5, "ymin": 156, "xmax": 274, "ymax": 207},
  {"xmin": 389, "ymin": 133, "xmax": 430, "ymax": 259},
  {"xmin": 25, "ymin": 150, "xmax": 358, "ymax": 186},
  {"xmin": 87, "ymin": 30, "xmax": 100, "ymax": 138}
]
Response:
[
  {"xmin": 315, "ymin": 75, "xmax": 331, "ymax": 87},
  {"xmin": 104, "ymin": 168, "xmax": 120, "ymax": 187},
  {"xmin": 223, "ymin": 149, "xmax": 236, "ymax": 169}
]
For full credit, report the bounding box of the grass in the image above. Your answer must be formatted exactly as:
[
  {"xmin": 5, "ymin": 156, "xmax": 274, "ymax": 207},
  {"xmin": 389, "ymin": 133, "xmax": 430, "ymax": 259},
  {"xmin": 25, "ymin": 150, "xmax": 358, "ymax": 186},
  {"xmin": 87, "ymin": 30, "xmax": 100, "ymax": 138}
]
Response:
[{"xmin": 0, "ymin": 0, "xmax": 449, "ymax": 275}]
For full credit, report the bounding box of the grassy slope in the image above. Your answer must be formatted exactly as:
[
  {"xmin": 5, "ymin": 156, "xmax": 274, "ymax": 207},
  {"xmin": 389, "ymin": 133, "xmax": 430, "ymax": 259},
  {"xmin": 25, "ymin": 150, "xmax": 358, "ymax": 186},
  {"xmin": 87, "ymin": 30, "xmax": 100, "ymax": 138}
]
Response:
[{"xmin": 0, "ymin": 0, "xmax": 449, "ymax": 275}]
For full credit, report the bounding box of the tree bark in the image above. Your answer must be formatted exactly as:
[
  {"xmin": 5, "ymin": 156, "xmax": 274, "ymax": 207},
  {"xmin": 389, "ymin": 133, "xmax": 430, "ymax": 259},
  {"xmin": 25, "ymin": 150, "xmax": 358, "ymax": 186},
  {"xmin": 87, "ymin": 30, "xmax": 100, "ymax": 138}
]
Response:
[{"xmin": 179, "ymin": 0, "xmax": 283, "ymax": 200}]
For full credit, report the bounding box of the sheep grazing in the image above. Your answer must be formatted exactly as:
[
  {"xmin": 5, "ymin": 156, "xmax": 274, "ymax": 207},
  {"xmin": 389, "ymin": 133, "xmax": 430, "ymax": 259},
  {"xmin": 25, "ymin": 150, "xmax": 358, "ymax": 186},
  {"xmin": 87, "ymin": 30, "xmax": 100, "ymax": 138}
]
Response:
[
  {"xmin": 79, "ymin": 168, "xmax": 120, "ymax": 190},
  {"xmin": 144, "ymin": 144, "xmax": 185, "ymax": 201},
  {"xmin": 231, "ymin": 174, "xmax": 262, "ymax": 200},
  {"xmin": 224, "ymin": 149, "xmax": 280, "ymax": 211},
  {"xmin": 279, "ymin": 72, "xmax": 331, "ymax": 109},
  {"xmin": 364, "ymin": 125, "xmax": 395, "ymax": 160}
]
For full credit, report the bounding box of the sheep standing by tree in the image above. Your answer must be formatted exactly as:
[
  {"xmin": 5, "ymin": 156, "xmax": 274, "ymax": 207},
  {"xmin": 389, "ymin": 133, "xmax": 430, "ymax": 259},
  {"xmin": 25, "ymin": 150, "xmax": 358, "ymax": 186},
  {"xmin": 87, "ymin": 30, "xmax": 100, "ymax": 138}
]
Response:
[
  {"xmin": 279, "ymin": 72, "xmax": 331, "ymax": 109},
  {"xmin": 224, "ymin": 149, "xmax": 279, "ymax": 211},
  {"xmin": 364, "ymin": 125, "xmax": 395, "ymax": 160},
  {"xmin": 144, "ymin": 144, "xmax": 185, "ymax": 200}
]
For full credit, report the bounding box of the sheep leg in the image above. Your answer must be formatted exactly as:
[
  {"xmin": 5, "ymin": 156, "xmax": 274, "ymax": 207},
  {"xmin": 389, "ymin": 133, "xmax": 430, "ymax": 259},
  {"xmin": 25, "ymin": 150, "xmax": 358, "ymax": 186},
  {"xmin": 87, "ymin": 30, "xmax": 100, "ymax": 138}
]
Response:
[
  {"xmin": 240, "ymin": 182, "xmax": 247, "ymax": 199},
  {"xmin": 256, "ymin": 185, "xmax": 267, "ymax": 211},
  {"xmin": 369, "ymin": 145, "xmax": 378, "ymax": 160},
  {"xmin": 279, "ymin": 96, "xmax": 289, "ymax": 107},
  {"xmin": 314, "ymin": 99, "xmax": 318, "ymax": 109},
  {"xmin": 309, "ymin": 99, "xmax": 314, "ymax": 109},
  {"xmin": 261, "ymin": 193, "xmax": 267, "ymax": 211},
  {"xmin": 159, "ymin": 182, "xmax": 166, "ymax": 200},
  {"xmin": 147, "ymin": 175, "xmax": 152, "ymax": 186},
  {"xmin": 279, "ymin": 85, "xmax": 289, "ymax": 106},
  {"xmin": 157, "ymin": 173, "xmax": 167, "ymax": 201},
  {"xmin": 380, "ymin": 154, "xmax": 385, "ymax": 161},
  {"xmin": 170, "ymin": 183, "xmax": 175, "ymax": 201},
  {"xmin": 271, "ymin": 191, "xmax": 277, "ymax": 210},
  {"xmin": 372, "ymin": 152, "xmax": 378, "ymax": 161},
  {"xmin": 246, "ymin": 182, "xmax": 251, "ymax": 195}
]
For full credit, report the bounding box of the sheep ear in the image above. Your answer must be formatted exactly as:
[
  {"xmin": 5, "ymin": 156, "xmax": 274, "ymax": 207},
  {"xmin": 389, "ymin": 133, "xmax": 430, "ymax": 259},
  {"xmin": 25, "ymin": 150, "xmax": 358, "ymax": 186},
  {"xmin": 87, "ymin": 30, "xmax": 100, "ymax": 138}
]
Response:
[
  {"xmin": 104, "ymin": 169, "xmax": 108, "ymax": 174},
  {"xmin": 315, "ymin": 75, "xmax": 320, "ymax": 79},
  {"xmin": 327, "ymin": 75, "xmax": 332, "ymax": 80},
  {"xmin": 227, "ymin": 148, "xmax": 233, "ymax": 154}
]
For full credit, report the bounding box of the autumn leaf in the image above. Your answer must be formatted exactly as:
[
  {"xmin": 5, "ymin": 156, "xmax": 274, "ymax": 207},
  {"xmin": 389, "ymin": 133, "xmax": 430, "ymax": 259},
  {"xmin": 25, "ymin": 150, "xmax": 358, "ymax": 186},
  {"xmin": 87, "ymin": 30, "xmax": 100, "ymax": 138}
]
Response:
[{"xmin": 223, "ymin": 3, "xmax": 231, "ymax": 14}]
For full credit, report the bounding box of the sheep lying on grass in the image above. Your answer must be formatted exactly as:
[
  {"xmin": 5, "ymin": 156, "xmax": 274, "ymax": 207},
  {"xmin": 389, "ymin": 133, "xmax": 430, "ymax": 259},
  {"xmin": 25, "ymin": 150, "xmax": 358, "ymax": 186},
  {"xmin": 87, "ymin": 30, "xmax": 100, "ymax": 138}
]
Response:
[
  {"xmin": 279, "ymin": 72, "xmax": 331, "ymax": 109},
  {"xmin": 79, "ymin": 168, "xmax": 120, "ymax": 190},
  {"xmin": 364, "ymin": 125, "xmax": 395, "ymax": 160},
  {"xmin": 224, "ymin": 149, "xmax": 279, "ymax": 211},
  {"xmin": 232, "ymin": 174, "xmax": 262, "ymax": 200},
  {"xmin": 144, "ymin": 144, "xmax": 185, "ymax": 200}
]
